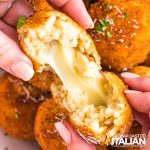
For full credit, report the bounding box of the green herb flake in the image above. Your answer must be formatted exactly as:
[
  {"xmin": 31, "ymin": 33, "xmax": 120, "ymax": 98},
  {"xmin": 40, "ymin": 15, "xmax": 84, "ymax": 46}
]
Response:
[
  {"xmin": 15, "ymin": 112, "xmax": 20, "ymax": 120},
  {"xmin": 124, "ymin": 12, "xmax": 129, "ymax": 19},
  {"xmin": 99, "ymin": 19, "xmax": 110, "ymax": 27},
  {"xmin": 102, "ymin": 2, "xmax": 110, "ymax": 9},
  {"xmin": 95, "ymin": 25, "xmax": 104, "ymax": 33},
  {"xmin": 17, "ymin": 16, "xmax": 27, "ymax": 29},
  {"xmin": 106, "ymin": 31, "xmax": 112, "ymax": 38}
]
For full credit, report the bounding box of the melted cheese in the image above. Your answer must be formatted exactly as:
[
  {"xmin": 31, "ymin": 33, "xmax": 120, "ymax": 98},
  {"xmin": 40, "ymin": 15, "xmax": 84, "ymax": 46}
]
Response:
[{"xmin": 43, "ymin": 43, "xmax": 108, "ymax": 106}]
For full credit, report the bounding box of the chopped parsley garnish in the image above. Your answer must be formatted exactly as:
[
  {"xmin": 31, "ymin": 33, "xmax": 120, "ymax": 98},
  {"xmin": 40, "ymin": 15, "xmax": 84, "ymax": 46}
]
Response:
[
  {"xmin": 15, "ymin": 112, "xmax": 20, "ymax": 120},
  {"xmin": 95, "ymin": 19, "xmax": 112, "ymax": 38},
  {"xmin": 95, "ymin": 25, "xmax": 104, "ymax": 33},
  {"xmin": 124, "ymin": 12, "xmax": 129, "ymax": 19},
  {"xmin": 102, "ymin": 2, "xmax": 110, "ymax": 9},
  {"xmin": 17, "ymin": 16, "xmax": 27, "ymax": 29},
  {"xmin": 99, "ymin": 19, "xmax": 110, "ymax": 27},
  {"xmin": 106, "ymin": 31, "xmax": 112, "ymax": 38}
]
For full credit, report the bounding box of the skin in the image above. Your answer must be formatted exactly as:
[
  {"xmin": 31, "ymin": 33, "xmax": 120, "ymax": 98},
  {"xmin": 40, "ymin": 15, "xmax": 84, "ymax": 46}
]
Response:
[
  {"xmin": 0, "ymin": 0, "xmax": 93, "ymax": 81},
  {"xmin": 121, "ymin": 72, "xmax": 150, "ymax": 150}
]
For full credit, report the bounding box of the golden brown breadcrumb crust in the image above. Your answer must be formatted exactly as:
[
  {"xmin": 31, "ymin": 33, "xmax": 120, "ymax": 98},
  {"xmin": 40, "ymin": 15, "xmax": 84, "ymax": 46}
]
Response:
[
  {"xmin": 29, "ymin": 0, "xmax": 53, "ymax": 11},
  {"xmin": 35, "ymin": 100, "xmax": 68, "ymax": 150},
  {"xmin": 0, "ymin": 73, "xmax": 51, "ymax": 140},
  {"xmin": 143, "ymin": 53, "xmax": 150, "ymax": 67},
  {"xmin": 29, "ymin": 71, "xmax": 57, "ymax": 91},
  {"xmin": 129, "ymin": 66, "xmax": 150, "ymax": 77},
  {"xmin": 88, "ymin": 0, "xmax": 150, "ymax": 72}
]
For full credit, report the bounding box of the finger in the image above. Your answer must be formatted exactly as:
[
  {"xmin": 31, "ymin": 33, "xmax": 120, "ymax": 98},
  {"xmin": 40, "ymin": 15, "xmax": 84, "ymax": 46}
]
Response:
[
  {"xmin": 124, "ymin": 90, "xmax": 150, "ymax": 113},
  {"xmin": 47, "ymin": 0, "xmax": 94, "ymax": 29},
  {"xmin": 3, "ymin": 0, "xmax": 34, "ymax": 26},
  {"xmin": 0, "ymin": 0, "xmax": 13, "ymax": 17},
  {"xmin": 121, "ymin": 72, "xmax": 150, "ymax": 92},
  {"xmin": 134, "ymin": 111, "xmax": 150, "ymax": 135},
  {"xmin": 55, "ymin": 121, "xmax": 96, "ymax": 150},
  {"xmin": 0, "ymin": 19, "xmax": 18, "ymax": 41},
  {"xmin": 0, "ymin": 31, "xmax": 34, "ymax": 80}
]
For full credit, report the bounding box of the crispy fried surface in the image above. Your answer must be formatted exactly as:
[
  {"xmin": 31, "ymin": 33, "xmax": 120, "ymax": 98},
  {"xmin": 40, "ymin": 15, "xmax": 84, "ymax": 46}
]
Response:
[
  {"xmin": 0, "ymin": 73, "xmax": 51, "ymax": 140},
  {"xmin": 29, "ymin": 71, "xmax": 56, "ymax": 91},
  {"xmin": 35, "ymin": 100, "xmax": 68, "ymax": 150},
  {"xmin": 88, "ymin": 0, "xmax": 150, "ymax": 72},
  {"xmin": 29, "ymin": 0, "xmax": 53, "ymax": 11},
  {"xmin": 144, "ymin": 53, "xmax": 150, "ymax": 67},
  {"xmin": 129, "ymin": 66, "xmax": 150, "ymax": 77}
]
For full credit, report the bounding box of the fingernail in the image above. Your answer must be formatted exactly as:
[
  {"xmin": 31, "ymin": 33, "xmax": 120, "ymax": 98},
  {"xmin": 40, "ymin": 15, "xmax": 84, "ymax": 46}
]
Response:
[
  {"xmin": 10, "ymin": 61, "xmax": 34, "ymax": 81},
  {"xmin": 124, "ymin": 90, "xmax": 142, "ymax": 94},
  {"xmin": 88, "ymin": 17, "xmax": 94, "ymax": 29},
  {"xmin": 121, "ymin": 72, "xmax": 140, "ymax": 78},
  {"xmin": 55, "ymin": 122, "xmax": 71, "ymax": 144}
]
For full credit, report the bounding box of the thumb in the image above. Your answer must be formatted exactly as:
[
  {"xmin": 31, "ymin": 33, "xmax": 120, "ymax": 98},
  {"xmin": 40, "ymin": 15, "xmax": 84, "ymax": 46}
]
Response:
[
  {"xmin": 55, "ymin": 121, "xmax": 96, "ymax": 150},
  {"xmin": 0, "ymin": 31, "xmax": 34, "ymax": 81}
]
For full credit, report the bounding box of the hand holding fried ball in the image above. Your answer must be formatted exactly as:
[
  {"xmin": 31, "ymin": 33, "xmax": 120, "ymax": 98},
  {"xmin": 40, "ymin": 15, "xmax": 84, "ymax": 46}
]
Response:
[
  {"xmin": 0, "ymin": 73, "xmax": 51, "ymax": 140},
  {"xmin": 35, "ymin": 99, "xmax": 107, "ymax": 150},
  {"xmin": 88, "ymin": 0, "xmax": 150, "ymax": 72},
  {"xmin": 18, "ymin": 10, "xmax": 132, "ymax": 145},
  {"xmin": 121, "ymin": 71, "xmax": 150, "ymax": 150}
]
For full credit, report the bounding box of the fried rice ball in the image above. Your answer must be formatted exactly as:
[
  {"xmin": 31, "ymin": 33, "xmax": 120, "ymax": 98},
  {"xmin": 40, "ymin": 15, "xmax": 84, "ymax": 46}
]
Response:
[
  {"xmin": 18, "ymin": 10, "xmax": 133, "ymax": 144},
  {"xmin": 29, "ymin": 0, "xmax": 53, "ymax": 11},
  {"xmin": 35, "ymin": 99, "xmax": 68, "ymax": 150},
  {"xmin": 35, "ymin": 98, "xmax": 107, "ymax": 150},
  {"xmin": 88, "ymin": 0, "xmax": 150, "ymax": 72},
  {"xmin": 129, "ymin": 66, "xmax": 150, "ymax": 77},
  {"xmin": 0, "ymin": 73, "xmax": 51, "ymax": 140}
]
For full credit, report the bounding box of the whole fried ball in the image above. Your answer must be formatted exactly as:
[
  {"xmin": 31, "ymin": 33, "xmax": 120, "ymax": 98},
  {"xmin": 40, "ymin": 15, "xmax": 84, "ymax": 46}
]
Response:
[
  {"xmin": 88, "ymin": 0, "xmax": 150, "ymax": 72},
  {"xmin": 0, "ymin": 73, "xmax": 51, "ymax": 140},
  {"xmin": 35, "ymin": 100, "xmax": 68, "ymax": 150}
]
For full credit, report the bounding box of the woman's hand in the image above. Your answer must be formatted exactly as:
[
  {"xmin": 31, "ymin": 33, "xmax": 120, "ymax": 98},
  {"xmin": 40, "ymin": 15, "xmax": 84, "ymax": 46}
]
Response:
[
  {"xmin": 55, "ymin": 121, "xmax": 96, "ymax": 150},
  {"xmin": 121, "ymin": 72, "xmax": 150, "ymax": 150},
  {"xmin": 0, "ymin": 0, "xmax": 93, "ymax": 81}
]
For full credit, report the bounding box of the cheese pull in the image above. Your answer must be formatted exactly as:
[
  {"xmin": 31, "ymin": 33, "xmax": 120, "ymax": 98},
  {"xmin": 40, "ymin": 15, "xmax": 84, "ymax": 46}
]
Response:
[{"xmin": 46, "ymin": 44, "xmax": 108, "ymax": 106}]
